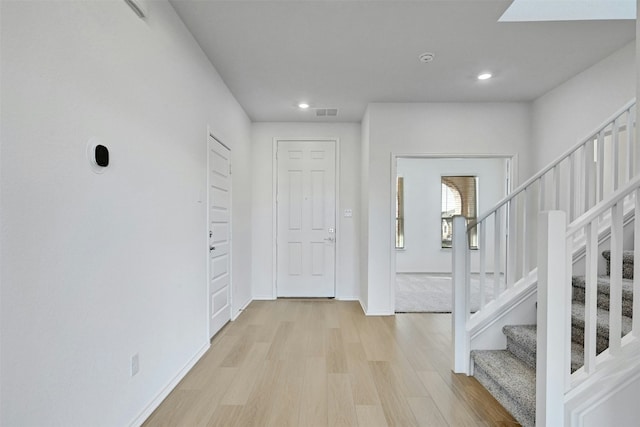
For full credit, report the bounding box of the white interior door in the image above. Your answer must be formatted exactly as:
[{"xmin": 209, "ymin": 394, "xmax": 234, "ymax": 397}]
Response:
[
  {"xmin": 276, "ymin": 139, "xmax": 336, "ymax": 297},
  {"xmin": 208, "ymin": 136, "xmax": 231, "ymax": 338}
]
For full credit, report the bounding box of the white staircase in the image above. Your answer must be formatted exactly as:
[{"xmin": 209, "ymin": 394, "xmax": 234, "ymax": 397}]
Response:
[{"xmin": 452, "ymin": 100, "xmax": 640, "ymax": 426}]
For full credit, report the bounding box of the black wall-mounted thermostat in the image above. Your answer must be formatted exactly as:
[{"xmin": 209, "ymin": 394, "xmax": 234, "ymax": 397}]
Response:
[
  {"xmin": 95, "ymin": 144, "xmax": 109, "ymax": 167},
  {"xmin": 87, "ymin": 138, "xmax": 109, "ymax": 174}
]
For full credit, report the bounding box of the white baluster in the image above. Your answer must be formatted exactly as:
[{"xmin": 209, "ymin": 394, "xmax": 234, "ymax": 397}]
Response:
[
  {"xmin": 539, "ymin": 175, "xmax": 546, "ymax": 212},
  {"xmin": 570, "ymin": 153, "xmax": 576, "ymax": 221},
  {"xmin": 632, "ymin": 105, "xmax": 638, "ymax": 181},
  {"xmin": 452, "ymin": 215, "xmax": 470, "ymax": 374},
  {"xmin": 522, "ymin": 188, "xmax": 530, "ymax": 276},
  {"xmin": 597, "ymin": 131, "xmax": 605, "ymax": 202},
  {"xmin": 507, "ymin": 197, "xmax": 517, "ymax": 288},
  {"xmin": 565, "ymin": 224, "xmax": 573, "ymax": 390},
  {"xmin": 634, "ymin": 189, "xmax": 640, "ymax": 337},
  {"xmin": 627, "ymin": 109, "xmax": 634, "ymax": 182},
  {"xmin": 479, "ymin": 220, "xmax": 487, "ymax": 308},
  {"xmin": 585, "ymin": 138, "xmax": 595, "ymax": 212},
  {"xmin": 609, "ymin": 202, "xmax": 623, "ymax": 355},
  {"xmin": 612, "ymin": 120, "xmax": 620, "ymax": 191},
  {"xmin": 494, "ymin": 209, "xmax": 502, "ymax": 295},
  {"xmin": 552, "ymin": 165, "xmax": 560, "ymax": 209},
  {"xmin": 584, "ymin": 221, "xmax": 598, "ymax": 374}
]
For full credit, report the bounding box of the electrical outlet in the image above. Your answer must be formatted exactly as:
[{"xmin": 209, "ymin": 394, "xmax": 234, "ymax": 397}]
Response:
[{"xmin": 131, "ymin": 353, "xmax": 140, "ymax": 377}]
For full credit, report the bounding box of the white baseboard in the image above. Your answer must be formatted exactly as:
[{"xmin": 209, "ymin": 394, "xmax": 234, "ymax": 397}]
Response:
[
  {"xmin": 359, "ymin": 299, "xmax": 368, "ymax": 314},
  {"xmin": 129, "ymin": 342, "xmax": 210, "ymax": 427},
  {"xmin": 252, "ymin": 296, "xmax": 355, "ymax": 301},
  {"xmin": 396, "ymin": 271, "xmax": 498, "ymax": 275},
  {"xmin": 252, "ymin": 295, "xmax": 276, "ymax": 300},
  {"xmin": 232, "ymin": 298, "xmax": 252, "ymax": 320},
  {"xmin": 364, "ymin": 309, "xmax": 394, "ymax": 316}
]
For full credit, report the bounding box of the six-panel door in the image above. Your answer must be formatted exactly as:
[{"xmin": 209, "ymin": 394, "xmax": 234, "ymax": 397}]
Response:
[{"xmin": 276, "ymin": 140, "xmax": 336, "ymax": 297}]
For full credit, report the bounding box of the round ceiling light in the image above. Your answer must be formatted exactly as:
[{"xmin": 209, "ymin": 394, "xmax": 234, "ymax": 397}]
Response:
[
  {"xmin": 418, "ymin": 52, "xmax": 435, "ymax": 63},
  {"xmin": 298, "ymin": 102, "xmax": 310, "ymax": 109},
  {"xmin": 477, "ymin": 72, "xmax": 493, "ymax": 80}
]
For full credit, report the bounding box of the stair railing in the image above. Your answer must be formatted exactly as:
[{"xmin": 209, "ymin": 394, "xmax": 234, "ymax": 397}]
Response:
[
  {"xmin": 538, "ymin": 174, "xmax": 640, "ymax": 425},
  {"xmin": 453, "ymin": 100, "xmax": 636, "ymax": 374}
]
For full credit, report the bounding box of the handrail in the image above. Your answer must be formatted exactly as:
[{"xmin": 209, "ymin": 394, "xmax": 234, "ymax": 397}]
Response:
[
  {"xmin": 567, "ymin": 173, "xmax": 640, "ymax": 235},
  {"xmin": 470, "ymin": 98, "xmax": 636, "ymax": 230}
]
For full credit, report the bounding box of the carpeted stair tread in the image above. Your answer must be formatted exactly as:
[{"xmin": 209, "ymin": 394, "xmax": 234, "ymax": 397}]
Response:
[
  {"xmin": 572, "ymin": 275, "xmax": 633, "ymax": 317},
  {"xmin": 571, "ymin": 301, "xmax": 633, "ymax": 337},
  {"xmin": 602, "ymin": 250, "xmax": 634, "ymax": 279},
  {"xmin": 502, "ymin": 324, "xmax": 586, "ymax": 373},
  {"xmin": 503, "ymin": 325, "xmax": 537, "ymax": 350},
  {"xmin": 571, "ymin": 301, "xmax": 632, "ymax": 353},
  {"xmin": 471, "ymin": 350, "xmax": 535, "ymax": 427},
  {"xmin": 571, "ymin": 275, "xmax": 634, "ymax": 300},
  {"xmin": 571, "ymin": 340, "xmax": 586, "ymax": 373},
  {"xmin": 503, "ymin": 325, "xmax": 537, "ymax": 370},
  {"xmin": 601, "ymin": 249, "xmax": 635, "ymax": 263}
]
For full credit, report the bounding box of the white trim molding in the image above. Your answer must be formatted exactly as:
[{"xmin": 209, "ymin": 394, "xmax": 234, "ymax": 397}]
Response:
[
  {"xmin": 389, "ymin": 153, "xmax": 517, "ymax": 314},
  {"xmin": 272, "ymin": 137, "xmax": 341, "ymax": 299},
  {"xmin": 129, "ymin": 343, "xmax": 209, "ymax": 427}
]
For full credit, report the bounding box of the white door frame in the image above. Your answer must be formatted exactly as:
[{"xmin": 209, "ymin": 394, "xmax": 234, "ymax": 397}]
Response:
[
  {"xmin": 389, "ymin": 153, "xmax": 517, "ymax": 312},
  {"xmin": 206, "ymin": 129, "xmax": 232, "ymax": 338},
  {"xmin": 272, "ymin": 137, "xmax": 340, "ymax": 298}
]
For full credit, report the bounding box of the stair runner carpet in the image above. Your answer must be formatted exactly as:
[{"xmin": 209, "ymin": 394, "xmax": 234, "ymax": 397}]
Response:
[{"xmin": 470, "ymin": 250, "xmax": 634, "ymax": 427}]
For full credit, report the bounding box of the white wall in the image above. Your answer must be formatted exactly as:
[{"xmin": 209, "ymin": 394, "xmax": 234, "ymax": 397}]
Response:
[
  {"xmin": 0, "ymin": 1, "xmax": 251, "ymax": 426},
  {"xmin": 396, "ymin": 157, "xmax": 507, "ymax": 273},
  {"xmin": 251, "ymin": 123, "xmax": 361, "ymax": 300},
  {"xmin": 532, "ymin": 41, "xmax": 635, "ymax": 172},
  {"xmin": 363, "ymin": 103, "xmax": 532, "ymax": 314}
]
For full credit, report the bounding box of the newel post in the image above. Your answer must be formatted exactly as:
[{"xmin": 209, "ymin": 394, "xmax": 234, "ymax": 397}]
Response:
[
  {"xmin": 452, "ymin": 215, "xmax": 471, "ymax": 374},
  {"xmin": 536, "ymin": 211, "xmax": 568, "ymax": 427}
]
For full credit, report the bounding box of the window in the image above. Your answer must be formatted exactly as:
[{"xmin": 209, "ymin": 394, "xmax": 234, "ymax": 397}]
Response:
[
  {"xmin": 396, "ymin": 176, "xmax": 404, "ymax": 249},
  {"xmin": 441, "ymin": 176, "xmax": 478, "ymax": 249}
]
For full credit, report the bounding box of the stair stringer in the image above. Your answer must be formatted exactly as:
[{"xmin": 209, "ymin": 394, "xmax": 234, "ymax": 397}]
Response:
[
  {"xmin": 468, "ymin": 272, "xmax": 538, "ymax": 363},
  {"xmin": 564, "ymin": 337, "xmax": 640, "ymax": 426}
]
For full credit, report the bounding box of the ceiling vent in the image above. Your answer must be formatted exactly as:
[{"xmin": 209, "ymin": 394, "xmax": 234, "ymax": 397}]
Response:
[{"xmin": 316, "ymin": 108, "xmax": 338, "ymax": 117}]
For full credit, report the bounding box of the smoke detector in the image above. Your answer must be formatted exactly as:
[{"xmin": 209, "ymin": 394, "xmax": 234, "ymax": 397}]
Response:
[{"xmin": 418, "ymin": 52, "xmax": 435, "ymax": 63}]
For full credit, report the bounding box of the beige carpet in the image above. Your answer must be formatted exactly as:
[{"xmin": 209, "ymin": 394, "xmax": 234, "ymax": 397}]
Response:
[{"xmin": 395, "ymin": 273, "xmax": 503, "ymax": 313}]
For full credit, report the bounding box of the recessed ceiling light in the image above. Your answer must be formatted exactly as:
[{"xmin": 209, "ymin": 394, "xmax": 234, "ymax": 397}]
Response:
[
  {"xmin": 298, "ymin": 102, "xmax": 310, "ymax": 109},
  {"xmin": 477, "ymin": 73, "xmax": 493, "ymax": 80},
  {"xmin": 418, "ymin": 52, "xmax": 435, "ymax": 63}
]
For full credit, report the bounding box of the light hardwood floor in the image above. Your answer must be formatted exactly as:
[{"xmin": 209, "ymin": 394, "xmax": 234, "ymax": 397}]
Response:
[{"xmin": 143, "ymin": 300, "xmax": 519, "ymax": 426}]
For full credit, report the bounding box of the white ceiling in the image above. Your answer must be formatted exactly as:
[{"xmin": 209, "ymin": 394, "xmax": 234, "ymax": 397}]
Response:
[
  {"xmin": 169, "ymin": 0, "xmax": 635, "ymax": 122},
  {"xmin": 500, "ymin": 0, "xmax": 635, "ymax": 22}
]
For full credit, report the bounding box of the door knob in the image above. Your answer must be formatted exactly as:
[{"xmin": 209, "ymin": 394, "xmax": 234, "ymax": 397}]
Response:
[{"xmin": 210, "ymin": 246, "xmax": 215, "ymax": 251}]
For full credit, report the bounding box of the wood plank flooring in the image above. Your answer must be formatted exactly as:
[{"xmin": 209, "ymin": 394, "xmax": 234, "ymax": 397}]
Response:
[{"xmin": 143, "ymin": 300, "xmax": 519, "ymax": 426}]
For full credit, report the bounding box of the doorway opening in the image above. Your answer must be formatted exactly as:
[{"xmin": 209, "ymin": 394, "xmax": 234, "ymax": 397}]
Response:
[{"xmin": 392, "ymin": 155, "xmax": 513, "ymax": 313}]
